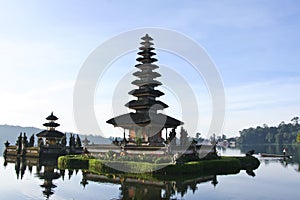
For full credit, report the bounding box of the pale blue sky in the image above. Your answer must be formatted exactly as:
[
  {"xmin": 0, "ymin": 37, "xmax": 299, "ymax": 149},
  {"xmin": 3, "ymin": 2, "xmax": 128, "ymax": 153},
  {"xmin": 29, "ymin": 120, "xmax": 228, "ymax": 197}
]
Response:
[{"xmin": 0, "ymin": 0, "xmax": 300, "ymax": 137}]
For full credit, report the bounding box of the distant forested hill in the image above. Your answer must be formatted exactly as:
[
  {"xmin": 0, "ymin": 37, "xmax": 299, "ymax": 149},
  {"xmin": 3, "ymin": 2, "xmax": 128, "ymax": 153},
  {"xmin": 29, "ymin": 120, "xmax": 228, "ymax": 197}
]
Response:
[
  {"xmin": 0, "ymin": 125, "xmax": 41, "ymax": 145},
  {"xmin": 0, "ymin": 124, "xmax": 110, "ymax": 153},
  {"xmin": 238, "ymin": 117, "xmax": 300, "ymax": 144}
]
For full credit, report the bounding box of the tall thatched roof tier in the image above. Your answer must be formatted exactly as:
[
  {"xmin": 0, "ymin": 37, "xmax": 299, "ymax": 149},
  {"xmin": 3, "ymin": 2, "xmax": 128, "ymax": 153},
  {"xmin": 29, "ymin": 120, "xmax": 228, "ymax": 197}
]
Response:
[
  {"xmin": 107, "ymin": 113, "xmax": 182, "ymax": 129},
  {"xmin": 36, "ymin": 130, "xmax": 64, "ymax": 138},
  {"xmin": 106, "ymin": 34, "xmax": 183, "ymax": 135}
]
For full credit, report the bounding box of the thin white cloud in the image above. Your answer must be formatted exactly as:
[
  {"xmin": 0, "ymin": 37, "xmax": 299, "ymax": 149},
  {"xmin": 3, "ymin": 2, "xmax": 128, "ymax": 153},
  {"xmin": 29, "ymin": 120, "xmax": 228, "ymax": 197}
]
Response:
[{"xmin": 223, "ymin": 77, "xmax": 300, "ymax": 135}]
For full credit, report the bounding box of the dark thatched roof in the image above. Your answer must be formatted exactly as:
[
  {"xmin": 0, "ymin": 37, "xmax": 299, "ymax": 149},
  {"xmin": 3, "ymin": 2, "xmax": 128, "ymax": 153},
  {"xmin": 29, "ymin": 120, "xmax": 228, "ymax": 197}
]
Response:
[
  {"xmin": 46, "ymin": 112, "xmax": 58, "ymax": 121},
  {"xmin": 106, "ymin": 112, "xmax": 183, "ymax": 129},
  {"xmin": 43, "ymin": 122, "xmax": 60, "ymax": 127},
  {"xmin": 125, "ymin": 99, "xmax": 168, "ymax": 110},
  {"xmin": 36, "ymin": 130, "xmax": 64, "ymax": 138}
]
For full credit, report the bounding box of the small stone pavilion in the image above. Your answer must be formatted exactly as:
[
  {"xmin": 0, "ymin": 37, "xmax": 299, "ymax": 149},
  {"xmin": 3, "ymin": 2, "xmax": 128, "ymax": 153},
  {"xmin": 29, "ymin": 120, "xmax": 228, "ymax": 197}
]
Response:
[{"xmin": 107, "ymin": 34, "xmax": 183, "ymax": 146}]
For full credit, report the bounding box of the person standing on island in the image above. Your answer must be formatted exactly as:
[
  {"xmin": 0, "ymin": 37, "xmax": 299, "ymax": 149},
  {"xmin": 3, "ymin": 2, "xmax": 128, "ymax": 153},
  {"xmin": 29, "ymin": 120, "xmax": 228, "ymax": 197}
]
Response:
[{"xmin": 283, "ymin": 148, "xmax": 287, "ymax": 156}]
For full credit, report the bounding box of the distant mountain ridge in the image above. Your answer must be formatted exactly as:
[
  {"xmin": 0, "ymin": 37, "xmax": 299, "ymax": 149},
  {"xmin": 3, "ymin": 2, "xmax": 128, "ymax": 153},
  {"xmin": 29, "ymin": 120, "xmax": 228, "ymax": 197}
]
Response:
[
  {"xmin": 0, "ymin": 124, "xmax": 41, "ymax": 144},
  {"xmin": 0, "ymin": 124, "xmax": 110, "ymax": 152}
]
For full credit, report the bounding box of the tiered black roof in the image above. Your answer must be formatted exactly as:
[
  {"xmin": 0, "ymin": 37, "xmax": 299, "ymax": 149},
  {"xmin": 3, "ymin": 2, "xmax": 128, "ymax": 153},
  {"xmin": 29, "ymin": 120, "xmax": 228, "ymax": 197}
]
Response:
[
  {"xmin": 43, "ymin": 112, "xmax": 60, "ymax": 128},
  {"xmin": 46, "ymin": 112, "xmax": 58, "ymax": 121},
  {"xmin": 37, "ymin": 112, "xmax": 64, "ymax": 138},
  {"xmin": 107, "ymin": 113, "xmax": 182, "ymax": 128},
  {"xmin": 126, "ymin": 34, "xmax": 168, "ymax": 112},
  {"xmin": 106, "ymin": 34, "xmax": 183, "ymax": 129}
]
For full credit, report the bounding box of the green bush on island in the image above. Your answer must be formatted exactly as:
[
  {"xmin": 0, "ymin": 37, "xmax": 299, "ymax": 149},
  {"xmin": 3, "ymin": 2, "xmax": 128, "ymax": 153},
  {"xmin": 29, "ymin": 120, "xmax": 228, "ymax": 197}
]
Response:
[
  {"xmin": 59, "ymin": 155, "xmax": 171, "ymax": 173},
  {"xmin": 58, "ymin": 155, "xmax": 89, "ymax": 169},
  {"xmin": 234, "ymin": 156, "xmax": 260, "ymax": 170},
  {"xmin": 58, "ymin": 154, "xmax": 260, "ymax": 175},
  {"xmin": 157, "ymin": 157, "xmax": 241, "ymax": 175},
  {"xmin": 87, "ymin": 159, "xmax": 167, "ymax": 174},
  {"xmin": 296, "ymin": 131, "xmax": 300, "ymax": 143}
]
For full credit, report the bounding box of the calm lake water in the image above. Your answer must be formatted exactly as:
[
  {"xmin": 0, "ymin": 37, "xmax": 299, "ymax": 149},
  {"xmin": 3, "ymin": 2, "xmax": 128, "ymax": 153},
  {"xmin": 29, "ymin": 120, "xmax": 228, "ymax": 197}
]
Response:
[{"xmin": 1, "ymin": 145, "xmax": 300, "ymax": 200}]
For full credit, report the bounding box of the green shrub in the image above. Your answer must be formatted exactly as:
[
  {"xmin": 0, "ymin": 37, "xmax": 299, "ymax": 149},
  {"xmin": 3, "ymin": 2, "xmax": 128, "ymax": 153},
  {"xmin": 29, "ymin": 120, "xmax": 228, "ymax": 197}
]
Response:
[
  {"xmin": 58, "ymin": 155, "xmax": 89, "ymax": 169},
  {"xmin": 58, "ymin": 155, "xmax": 260, "ymax": 176},
  {"xmin": 154, "ymin": 156, "xmax": 172, "ymax": 164},
  {"xmin": 233, "ymin": 156, "xmax": 260, "ymax": 170}
]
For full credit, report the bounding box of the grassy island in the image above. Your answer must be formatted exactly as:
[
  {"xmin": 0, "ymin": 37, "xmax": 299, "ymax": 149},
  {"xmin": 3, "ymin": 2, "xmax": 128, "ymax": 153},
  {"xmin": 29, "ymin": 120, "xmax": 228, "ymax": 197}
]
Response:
[{"xmin": 58, "ymin": 154, "xmax": 260, "ymax": 175}]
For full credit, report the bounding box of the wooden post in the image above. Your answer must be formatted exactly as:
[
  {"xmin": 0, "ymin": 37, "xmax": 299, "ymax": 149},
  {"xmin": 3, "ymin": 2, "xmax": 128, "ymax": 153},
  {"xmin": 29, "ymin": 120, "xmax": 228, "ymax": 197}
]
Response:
[
  {"xmin": 123, "ymin": 129, "xmax": 126, "ymax": 141},
  {"xmin": 165, "ymin": 128, "xmax": 168, "ymax": 141}
]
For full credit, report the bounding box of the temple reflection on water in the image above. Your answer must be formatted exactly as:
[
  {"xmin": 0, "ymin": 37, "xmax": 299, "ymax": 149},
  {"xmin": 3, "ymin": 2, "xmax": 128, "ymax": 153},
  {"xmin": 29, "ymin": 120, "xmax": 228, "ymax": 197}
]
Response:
[
  {"xmin": 4, "ymin": 156, "xmax": 221, "ymax": 199},
  {"xmin": 81, "ymin": 171, "xmax": 218, "ymax": 199},
  {"xmin": 4, "ymin": 156, "xmax": 63, "ymax": 199}
]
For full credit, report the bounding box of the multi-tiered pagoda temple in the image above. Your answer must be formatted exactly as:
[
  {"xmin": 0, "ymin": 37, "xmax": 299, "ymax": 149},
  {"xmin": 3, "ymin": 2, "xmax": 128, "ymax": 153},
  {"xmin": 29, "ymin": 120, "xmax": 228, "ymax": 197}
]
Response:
[
  {"xmin": 36, "ymin": 112, "xmax": 64, "ymax": 146},
  {"xmin": 107, "ymin": 34, "xmax": 183, "ymax": 146},
  {"xmin": 4, "ymin": 112, "xmax": 83, "ymax": 158}
]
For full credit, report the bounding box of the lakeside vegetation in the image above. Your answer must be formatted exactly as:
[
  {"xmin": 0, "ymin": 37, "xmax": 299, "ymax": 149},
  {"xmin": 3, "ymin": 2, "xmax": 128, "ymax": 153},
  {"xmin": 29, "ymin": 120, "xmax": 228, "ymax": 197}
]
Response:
[
  {"xmin": 238, "ymin": 117, "xmax": 300, "ymax": 145},
  {"xmin": 3, "ymin": 115, "xmax": 300, "ymax": 152}
]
